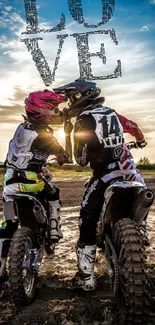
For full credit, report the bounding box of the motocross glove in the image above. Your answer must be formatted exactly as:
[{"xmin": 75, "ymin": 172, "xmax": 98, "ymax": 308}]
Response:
[
  {"xmin": 136, "ymin": 139, "xmax": 147, "ymax": 149},
  {"xmin": 56, "ymin": 151, "xmax": 69, "ymax": 166}
]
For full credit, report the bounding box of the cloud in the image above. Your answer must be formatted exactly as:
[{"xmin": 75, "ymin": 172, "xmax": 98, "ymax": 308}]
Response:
[
  {"xmin": 140, "ymin": 25, "xmax": 149, "ymax": 31},
  {"xmin": 150, "ymin": 0, "xmax": 155, "ymax": 4},
  {"xmin": 4, "ymin": 6, "xmax": 12, "ymax": 11},
  {"xmin": 0, "ymin": 1, "xmax": 25, "ymax": 31},
  {"xmin": 0, "ymin": 5, "xmax": 155, "ymax": 161},
  {"xmin": 0, "ymin": 102, "xmax": 24, "ymax": 124},
  {"xmin": 8, "ymin": 88, "xmax": 29, "ymax": 103}
]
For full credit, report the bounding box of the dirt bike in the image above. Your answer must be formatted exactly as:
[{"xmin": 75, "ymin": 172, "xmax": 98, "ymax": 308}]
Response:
[
  {"xmin": 0, "ymin": 162, "xmax": 57, "ymax": 307},
  {"xmin": 97, "ymin": 141, "xmax": 154, "ymax": 325}
]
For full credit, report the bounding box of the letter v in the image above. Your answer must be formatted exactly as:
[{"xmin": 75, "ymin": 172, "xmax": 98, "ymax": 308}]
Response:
[{"xmin": 21, "ymin": 35, "xmax": 69, "ymax": 86}]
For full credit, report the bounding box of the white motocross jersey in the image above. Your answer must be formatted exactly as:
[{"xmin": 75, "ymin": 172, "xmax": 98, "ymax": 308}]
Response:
[
  {"xmin": 81, "ymin": 106, "xmax": 124, "ymax": 148},
  {"xmin": 7, "ymin": 124, "xmax": 38, "ymax": 169}
]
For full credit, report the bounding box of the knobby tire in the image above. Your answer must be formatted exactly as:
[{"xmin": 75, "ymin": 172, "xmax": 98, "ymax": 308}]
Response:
[
  {"xmin": 8, "ymin": 227, "xmax": 36, "ymax": 308},
  {"xmin": 113, "ymin": 218, "xmax": 149, "ymax": 325}
]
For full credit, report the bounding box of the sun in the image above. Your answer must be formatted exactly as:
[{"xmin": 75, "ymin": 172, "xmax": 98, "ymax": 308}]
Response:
[{"xmin": 56, "ymin": 128, "xmax": 66, "ymax": 139}]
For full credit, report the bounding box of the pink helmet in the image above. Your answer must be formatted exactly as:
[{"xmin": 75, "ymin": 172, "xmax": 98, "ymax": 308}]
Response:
[{"xmin": 25, "ymin": 90, "xmax": 67, "ymax": 124}]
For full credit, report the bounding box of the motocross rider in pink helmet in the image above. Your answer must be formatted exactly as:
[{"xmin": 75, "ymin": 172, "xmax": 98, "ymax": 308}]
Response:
[{"xmin": 0, "ymin": 89, "xmax": 68, "ymax": 283}]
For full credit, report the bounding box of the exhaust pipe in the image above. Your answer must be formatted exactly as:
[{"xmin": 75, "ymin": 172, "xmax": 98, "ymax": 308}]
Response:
[
  {"xmin": 132, "ymin": 189, "xmax": 154, "ymax": 225},
  {"xmin": 33, "ymin": 204, "xmax": 46, "ymax": 224}
]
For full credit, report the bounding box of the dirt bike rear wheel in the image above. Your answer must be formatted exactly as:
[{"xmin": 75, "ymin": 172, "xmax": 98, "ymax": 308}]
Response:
[
  {"xmin": 113, "ymin": 218, "xmax": 149, "ymax": 325},
  {"xmin": 8, "ymin": 227, "xmax": 37, "ymax": 307}
]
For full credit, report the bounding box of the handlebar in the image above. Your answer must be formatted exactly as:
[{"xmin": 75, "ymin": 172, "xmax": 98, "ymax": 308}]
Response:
[
  {"xmin": 45, "ymin": 156, "xmax": 70, "ymax": 167},
  {"xmin": 45, "ymin": 158, "xmax": 57, "ymax": 166},
  {"xmin": 125, "ymin": 141, "xmax": 138, "ymax": 150},
  {"xmin": 0, "ymin": 162, "xmax": 5, "ymax": 168}
]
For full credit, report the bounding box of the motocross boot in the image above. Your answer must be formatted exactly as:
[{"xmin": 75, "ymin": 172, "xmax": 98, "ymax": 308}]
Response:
[
  {"xmin": 44, "ymin": 243, "xmax": 55, "ymax": 255},
  {"xmin": 73, "ymin": 241, "xmax": 97, "ymax": 291},
  {"xmin": 48, "ymin": 200, "xmax": 63, "ymax": 243}
]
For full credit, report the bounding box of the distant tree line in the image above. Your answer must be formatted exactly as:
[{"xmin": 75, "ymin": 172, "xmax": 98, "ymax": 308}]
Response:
[{"xmin": 137, "ymin": 157, "xmax": 155, "ymax": 170}]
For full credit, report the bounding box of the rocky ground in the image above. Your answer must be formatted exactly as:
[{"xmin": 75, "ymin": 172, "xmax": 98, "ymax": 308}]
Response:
[{"xmin": 0, "ymin": 176, "xmax": 155, "ymax": 325}]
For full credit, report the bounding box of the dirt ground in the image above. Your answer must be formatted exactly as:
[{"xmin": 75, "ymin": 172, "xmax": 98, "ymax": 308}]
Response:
[{"xmin": 0, "ymin": 176, "xmax": 155, "ymax": 325}]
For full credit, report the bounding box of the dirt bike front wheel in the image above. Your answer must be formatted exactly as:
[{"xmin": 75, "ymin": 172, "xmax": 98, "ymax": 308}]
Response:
[
  {"xmin": 113, "ymin": 218, "xmax": 149, "ymax": 325},
  {"xmin": 8, "ymin": 227, "xmax": 37, "ymax": 308}
]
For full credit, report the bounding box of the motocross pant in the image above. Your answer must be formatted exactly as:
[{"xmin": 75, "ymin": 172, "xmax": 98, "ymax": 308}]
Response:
[
  {"xmin": 79, "ymin": 176, "xmax": 108, "ymax": 245},
  {"xmin": 74, "ymin": 177, "xmax": 108, "ymax": 290}
]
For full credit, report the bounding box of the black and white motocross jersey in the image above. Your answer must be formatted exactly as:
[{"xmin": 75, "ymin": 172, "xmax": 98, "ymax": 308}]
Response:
[
  {"xmin": 6, "ymin": 121, "xmax": 64, "ymax": 172},
  {"xmin": 74, "ymin": 106, "xmax": 125, "ymax": 174}
]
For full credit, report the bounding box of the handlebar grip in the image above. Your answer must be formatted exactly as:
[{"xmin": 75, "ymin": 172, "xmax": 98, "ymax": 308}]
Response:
[{"xmin": 125, "ymin": 142, "xmax": 138, "ymax": 150}]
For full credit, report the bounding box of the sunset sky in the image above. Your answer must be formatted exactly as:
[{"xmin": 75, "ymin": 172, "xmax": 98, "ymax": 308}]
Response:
[{"xmin": 0, "ymin": 0, "xmax": 155, "ymax": 162}]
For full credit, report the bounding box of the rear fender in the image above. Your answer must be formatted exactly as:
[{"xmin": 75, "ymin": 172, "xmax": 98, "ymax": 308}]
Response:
[
  {"xmin": 14, "ymin": 197, "xmax": 39, "ymax": 231},
  {"xmin": 102, "ymin": 181, "xmax": 144, "ymax": 226},
  {"xmin": 4, "ymin": 195, "xmax": 46, "ymax": 232}
]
